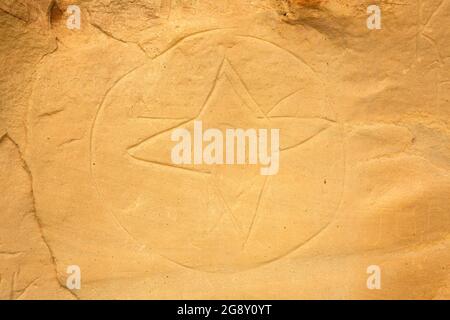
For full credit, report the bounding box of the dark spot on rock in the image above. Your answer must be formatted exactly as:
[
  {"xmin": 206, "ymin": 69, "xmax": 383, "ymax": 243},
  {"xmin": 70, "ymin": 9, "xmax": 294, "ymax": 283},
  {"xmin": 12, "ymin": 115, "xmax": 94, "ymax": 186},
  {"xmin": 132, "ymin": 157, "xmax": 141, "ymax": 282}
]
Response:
[{"xmin": 49, "ymin": 1, "xmax": 63, "ymax": 28}]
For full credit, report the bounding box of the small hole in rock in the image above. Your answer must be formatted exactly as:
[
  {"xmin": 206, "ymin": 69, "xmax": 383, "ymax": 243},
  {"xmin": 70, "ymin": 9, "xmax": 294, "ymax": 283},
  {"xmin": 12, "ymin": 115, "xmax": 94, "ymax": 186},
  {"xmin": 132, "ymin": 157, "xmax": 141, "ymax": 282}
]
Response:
[{"xmin": 49, "ymin": 1, "xmax": 63, "ymax": 28}]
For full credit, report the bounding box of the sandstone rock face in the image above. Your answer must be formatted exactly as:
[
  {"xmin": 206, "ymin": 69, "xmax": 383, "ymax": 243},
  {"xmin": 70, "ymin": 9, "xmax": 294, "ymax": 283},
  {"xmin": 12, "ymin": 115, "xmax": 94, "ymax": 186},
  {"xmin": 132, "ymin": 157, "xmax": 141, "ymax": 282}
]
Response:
[{"xmin": 0, "ymin": 0, "xmax": 449, "ymax": 299}]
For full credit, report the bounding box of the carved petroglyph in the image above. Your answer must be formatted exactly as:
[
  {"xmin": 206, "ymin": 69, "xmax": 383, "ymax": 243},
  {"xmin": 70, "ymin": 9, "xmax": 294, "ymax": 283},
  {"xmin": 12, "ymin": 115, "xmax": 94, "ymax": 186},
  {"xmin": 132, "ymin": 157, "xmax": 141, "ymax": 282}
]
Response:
[{"xmin": 91, "ymin": 31, "xmax": 345, "ymax": 272}]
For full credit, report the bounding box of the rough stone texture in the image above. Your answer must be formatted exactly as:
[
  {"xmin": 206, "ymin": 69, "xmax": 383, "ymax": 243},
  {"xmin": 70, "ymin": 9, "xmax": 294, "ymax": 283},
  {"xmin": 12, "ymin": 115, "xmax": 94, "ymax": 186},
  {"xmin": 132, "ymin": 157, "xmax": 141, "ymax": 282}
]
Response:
[{"xmin": 0, "ymin": 0, "xmax": 449, "ymax": 299}]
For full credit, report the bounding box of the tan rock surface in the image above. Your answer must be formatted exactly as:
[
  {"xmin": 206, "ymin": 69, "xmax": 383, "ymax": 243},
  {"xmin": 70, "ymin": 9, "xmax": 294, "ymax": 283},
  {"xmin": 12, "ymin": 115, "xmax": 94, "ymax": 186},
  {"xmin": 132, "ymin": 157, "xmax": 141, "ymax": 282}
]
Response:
[{"xmin": 0, "ymin": 0, "xmax": 449, "ymax": 299}]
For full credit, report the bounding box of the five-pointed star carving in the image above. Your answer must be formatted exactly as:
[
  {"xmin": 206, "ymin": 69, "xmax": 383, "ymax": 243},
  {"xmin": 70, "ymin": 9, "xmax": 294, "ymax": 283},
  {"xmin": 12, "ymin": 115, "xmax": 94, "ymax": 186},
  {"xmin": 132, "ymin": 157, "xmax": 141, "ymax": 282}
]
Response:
[{"xmin": 127, "ymin": 58, "xmax": 333, "ymax": 246}]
